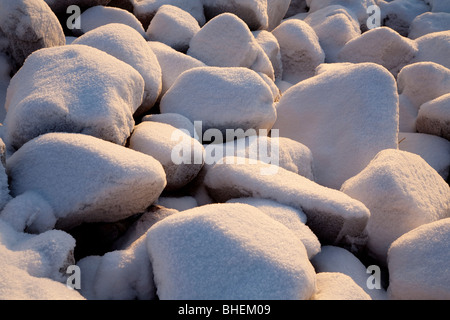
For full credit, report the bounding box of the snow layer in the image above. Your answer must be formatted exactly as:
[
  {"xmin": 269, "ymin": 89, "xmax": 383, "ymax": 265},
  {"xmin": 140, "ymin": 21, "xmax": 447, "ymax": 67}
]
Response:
[
  {"xmin": 79, "ymin": 5, "xmax": 147, "ymax": 37},
  {"xmin": 272, "ymin": 19, "xmax": 325, "ymax": 83},
  {"xmin": 312, "ymin": 272, "xmax": 371, "ymax": 300},
  {"xmin": 412, "ymin": 30, "xmax": 450, "ymax": 69},
  {"xmin": 129, "ymin": 121, "xmax": 204, "ymax": 190},
  {"xmin": 273, "ymin": 62, "xmax": 399, "ymax": 189},
  {"xmin": 72, "ymin": 23, "xmax": 162, "ymax": 117},
  {"xmin": 160, "ymin": 67, "xmax": 276, "ymax": 138},
  {"xmin": 146, "ymin": 5, "xmax": 200, "ymax": 52},
  {"xmin": 0, "ymin": 53, "xmax": 10, "ymax": 123},
  {"xmin": 307, "ymin": 0, "xmax": 376, "ymax": 25},
  {"xmin": 3, "ymin": 44, "xmax": 144, "ymax": 151},
  {"xmin": 204, "ymin": 157, "xmax": 370, "ymax": 248},
  {"xmin": 337, "ymin": 27, "xmax": 418, "ymax": 76},
  {"xmin": 341, "ymin": 149, "xmax": 450, "ymax": 265},
  {"xmin": 148, "ymin": 41, "xmax": 205, "ymax": 98},
  {"xmin": 6, "ymin": 133, "xmax": 167, "ymax": 231},
  {"xmin": 311, "ymin": 246, "xmax": 388, "ymax": 300},
  {"xmin": 147, "ymin": 203, "xmax": 316, "ymax": 300},
  {"xmin": 416, "ymin": 93, "xmax": 450, "ymax": 141},
  {"xmin": 398, "ymin": 132, "xmax": 450, "ymax": 180},
  {"xmin": 142, "ymin": 112, "xmax": 199, "ymax": 139},
  {"xmin": 388, "ymin": 218, "xmax": 450, "ymax": 300},
  {"xmin": 408, "ymin": 12, "xmax": 450, "ymax": 40},
  {"xmin": 253, "ymin": 30, "xmax": 283, "ymax": 80},
  {"xmin": 0, "ymin": 0, "xmax": 65, "ymax": 72}
]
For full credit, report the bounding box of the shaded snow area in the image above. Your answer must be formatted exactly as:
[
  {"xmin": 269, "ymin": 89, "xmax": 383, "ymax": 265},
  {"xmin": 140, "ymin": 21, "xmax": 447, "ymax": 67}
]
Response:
[{"xmin": 0, "ymin": 0, "xmax": 449, "ymax": 301}]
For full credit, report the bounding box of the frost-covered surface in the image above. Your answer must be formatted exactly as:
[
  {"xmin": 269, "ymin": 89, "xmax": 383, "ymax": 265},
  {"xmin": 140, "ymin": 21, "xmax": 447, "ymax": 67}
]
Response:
[
  {"xmin": 387, "ymin": 218, "xmax": 450, "ymax": 300},
  {"xmin": 1, "ymin": 0, "xmax": 450, "ymax": 301},
  {"xmin": 147, "ymin": 203, "xmax": 316, "ymax": 300}
]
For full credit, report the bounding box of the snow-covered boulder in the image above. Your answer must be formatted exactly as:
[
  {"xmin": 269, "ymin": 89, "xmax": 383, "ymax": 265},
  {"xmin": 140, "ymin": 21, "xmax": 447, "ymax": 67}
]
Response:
[
  {"xmin": 204, "ymin": 157, "xmax": 370, "ymax": 248},
  {"xmin": 129, "ymin": 122, "xmax": 204, "ymax": 191},
  {"xmin": 187, "ymin": 13, "xmax": 274, "ymax": 79},
  {"xmin": 408, "ymin": 12, "xmax": 450, "ymax": 40},
  {"xmin": 378, "ymin": 0, "xmax": 430, "ymax": 36},
  {"xmin": 425, "ymin": 0, "xmax": 450, "ymax": 13},
  {"xmin": 387, "ymin": 218, "xmax": 450, "ymax": 300},
  {"xmin": 133, "ymin": 0, "xmax": 205, "ymax": 30},
  {"xmin": 416, "ymin": 93, "xmax": 450, "ymax": 141},
  {"xmin": 307, "ymin": 0, "xmax": 376, "ymax": 27},
  {"xmin": 78, "ymin": 5, "xmax": 146, "ymax": 37},
  {"xmin": 160, "ymin": 67, "xmax": 277, "ymax": 139},
  {"xmin": 0, "ymin": 0, "xmax": 65, "ymax": 73},
  {"xmin": 77, "ymin": 231, "xmax": 155, "ymax": 300},
  {"xmin": 0, "ymin": 53, "xmax": 10, "ymax": 123},
  {"xmin": 304, "ymin": 5, "xmax": 361, "ymax": 63},
  {"xmin": 147, "ymin": 203, "xmax": 316, "ymax": 299},
  {"xmin": 253, "ymin": 30, "xmax": 283, "ymax": 80},
  {"xmin": 337, "ymin": 27, "xmax": 418, "ymax": 76},
  {"xmin": 399, "ymin": 132, "xmax": 450, "ymax": 180},
  {"xmin": 311, "ymin": 246, "xmax": 388, "ymax": 300},
  {"xmin": 272, "ymin": 19, "xmax": 325, "ymax": 83},
  {"xmin": 341, "ymin": 149, "xmax": 450, "ymax": 265},
  {"xmin": 3, "ymin": 44, "xmax": 144, "ymax": 151},
  {"xmin": 273, "ymin": 62, "xmax": 399, "ymax": 189},
  {"xmin": 72, "ymin": 23, "xmax": 162, "ymax": 117},
  {"xmin": 226, "ymin": 198, "xmax": 320, "ymax": 259},
  {"xmin": 202, "ymin": 0, "xmax": 269, "ymax": 30},
  {"xmin": 412, "ymin": 31, "xmax": 450, "ymax": 69},
  {"xmin": 266, "ymin": 0, "xmax": 291, "ymax": 31},
  {"xmin": 6, "ymin": 133, "xmax": 167, "ymax": 231},
  {"xmin": 0, "ymin": 139, "xmax": 10, "ymax": 212},
  {"xmin": 148, "ymin": 41, "xmax": 205, "ymax": 98},
  {"xmin": 146, "ymin": 5, "xmax": 200, "ymax": 52},
  {"xmin": 142, "ymin": 113, "xmax": 199, "ymax": 139},
  {"xmin": 312, "ymin": 272, "xmax": 372, "ymax": 300}
]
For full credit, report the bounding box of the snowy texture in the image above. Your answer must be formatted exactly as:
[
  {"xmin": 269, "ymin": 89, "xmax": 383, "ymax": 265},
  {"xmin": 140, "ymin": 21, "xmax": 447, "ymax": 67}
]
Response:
[
  {"xmin": 146, "ymin": 5, "xmax": 200, "ymax": 52},
  {"xmin": 425, "ymin": 0, "xmax": 450, "ymax": 13},
  {"xmin": 6, "ymin": 133, "xmax": 167, "ymax": 231},
  {"xmin": 0, "ymin": 53, "xmax": 10, "ymax": 123},
  {"xmin": 253, "ymin": 30, "xmax": 283, "ymax": 80},
  {"xmin": 341, "ymin": 149, "xmax": 450, "ymax": 265},
  {"xmin": 266, "ymin": 0, "xmax": 291, "ymax": 31},
  {"xmin": 304, "ymin": 5, "xmax": 361, "ymax": 63},
  {"xmin": 412, "ymin": 31, "xmax": 450, "ymax": 69},
  {"xmin": 148, "ymin": 41, "xmax": 205, "ymax": 98},
  {"xmin": 72, "ymin": 23, "xmax": 162, "ymax": 117},
  {"xmin": 0, "ymin": 139, "xmax": 10, "ymax": 211},
  {"xmin": 399, "ymin": 132, "xmax": 450, "ymax": 180},
  {"xmin": 312, "ymin": 272, "xmax": 371, "ymax": 300},
  {"xmin": 77, "ymin": 232, "xmax": 155, "ymax": 300},
  {"xmin": 160, "ymin": 67, "xmax": 276, "ymax": 138},
  {"xmin": 204, "ymin": 157, "xmax": 370, "ymax": 248},
  {"xmin": 133, "ymin": 0, "xmax": 205, "ymax": 29},
  {"xmin": 129, "ymin": 122, "xmax": 204, "ymax": 190},
  {"xmin": 147, "ymin": 203, "xmax": 316, "ymax": 300},
  {"xmin": 311, "ymin": 245, "xmax": 388, "ymax": 300},
  {"xmin": 202, "ymin": 0, "xmax": 269, "ymax": 30},
  {"xmin": 226, "ymin": 198, "xmax": 320, "ymax": 259},
  {"xmin": 378, "ymin": 0, "xmax": 430, "ymax": 36},
  {"xmin": 307, "ymin": 0, "xmax": 376, "ymax": 25},
  {"xmin": 273, "ymin": 62, "xmax": 399, "ymax": 189},
  {"xmin": 337, "ymin": 27, "xmax": 418, "ymax": 76},
  {"xmin": 78, "ymin": 5, "xmax": 146, "ymax": 37},
  {"xmin": 387, "ymin": 218, "xmax": 450, "ymax": 300},
  {"xmin": 272, "ymin": 19, "xmax": 325, "ymax": 83},
  {"xmin": 409, "ymin": 12, "xmax": 450, "ymax": 40},
  {"xmin": 416, "ymin": 93, "xmax": 450, "ymax": 141},
  {"xmin": 188, "ymin": 13, "xmax": 274, "ymax": 79},
  {"xmin": 3, "ymin": 44, "xmax": 144, "ymax": 151},
  {"xmin": 142, "ymin": 112, "xmax": 199, "ymax": 139},
  {"xmin": 0, "ymin": 0, "xmax": 65, "ymax": 72}
]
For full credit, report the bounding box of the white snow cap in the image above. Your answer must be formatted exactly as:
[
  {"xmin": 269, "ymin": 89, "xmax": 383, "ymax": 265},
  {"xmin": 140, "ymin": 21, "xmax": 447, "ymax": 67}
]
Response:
[
  {"xmin": 408, "ymin": 12, "xmax": 450, "ymax": 40},
  {"xmin": 160, "ymin": 66, "xmax": 276, "ymax": 138},
  {"xmin": 416, "ymin": 93, "xmax": 450, "ymax": 141},
  {"xmin": 341, "ymin": 149, "xmax": 450, "ymax": 265},
  {"xmin": 78, "ymin": 5, "xmax": 146, "ymax": 37},
  {"xmin": 412, "ymin": 30, "xmax": 450, "ymax": 69},
  {"xmin": 388, "ymin": 218, "xmax": 450, "ymax": 300},
  {"xmin": 272, "ymin": 19, "xmax": 325, "ymax": 84},
  {"xmin": 425, "ymin": 0, "xmax": 450, "ymax": 13},
  {"xmin": 146, "ymin": 5, "xmax": 200, "ymax": 52},
  {"xmin": 142, "ymin": 112, "xmax": 199, "ymax": 139},
  {"xmin": 147, "ymin": 203, "xmax": 316, "ymax": 299},
  {"xmin": 6, "ymin": 132, "xmax": 167, "ymax": 231},
  {"xmin": 3, "ymin": 44, "xmax": 144, "ymax": 151},
  {"xmin": 312, "ymin": 272, "xmax": 372, "ymax": 300},
  {"xmin": 72, "ymin": 23, "xmax": 162, "ymax": 117},
  {"xmin": 273, "ymin": 62, "xmax": 399, "ymax": 189},
  {"xmin": 204, "ymin": 156, "xmax": 370, "ymax": 248},
  {"xmin": 337, "ymin": 27, "xmax": 418, "ymax": 76}
]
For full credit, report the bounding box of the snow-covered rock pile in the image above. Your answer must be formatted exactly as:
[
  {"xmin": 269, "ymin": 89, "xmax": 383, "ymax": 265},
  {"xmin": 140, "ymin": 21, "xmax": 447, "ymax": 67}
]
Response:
[{"xmin": 0, "ymin": 0, "xmax": 449, "ymax": 301}]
